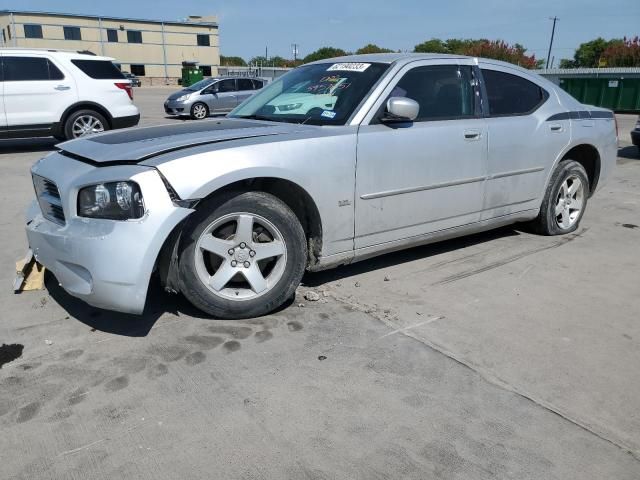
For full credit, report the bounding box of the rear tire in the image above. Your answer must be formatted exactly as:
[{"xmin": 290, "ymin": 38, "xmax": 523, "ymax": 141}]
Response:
[
  {"xmin": 63, "ymin": 109, "xmax": 109, "ymax": 140},
  {"xmin": 178, "ymin": 191, "xmax": 307, "ymax": 319},
  {"xmin": 190, "ymin": 102, "xmax": 209, "ymax": 120},
  {"xmin": 530, "ymin": 159, "xmax": 589, "ymax": 235}
]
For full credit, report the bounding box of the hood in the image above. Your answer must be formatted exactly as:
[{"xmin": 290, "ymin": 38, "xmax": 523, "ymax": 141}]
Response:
[
  {"xmin": 57, "ymin": 119, "xmax": 305, "ymax": 164},
  {"xmin": 166, "ymin": 89, "xmax": 194, "ymax": 100}
]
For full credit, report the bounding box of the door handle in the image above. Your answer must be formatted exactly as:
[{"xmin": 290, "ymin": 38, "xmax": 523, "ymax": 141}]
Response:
[
  {"xmin": 549, "ymin": 123, "xmax": 563, "ymax": 132},
  {"xmin": 464, "ymin": 130, "xmax": 481, "ymax": 140},
  {"xmin": 54, "ymin": 85, "xmax": 71, "ymax": 91}
]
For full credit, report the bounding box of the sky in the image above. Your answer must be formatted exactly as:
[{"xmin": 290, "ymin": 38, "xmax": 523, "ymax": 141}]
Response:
[{"xmin": 3, "ymin": 0, "xmax": 639, "ymax": 65}]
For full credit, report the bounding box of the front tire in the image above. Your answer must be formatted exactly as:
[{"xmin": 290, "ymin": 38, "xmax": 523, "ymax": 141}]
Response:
[
  {"xmin": 64, "ymin": 109, "xmax": 108, "ymax": 139},
  {"xmin": 190, "ymin": 102, "xmax": 209, "ymax": 120},
  {"xmin": 530, "ymin": 159, "xmax": 589, "ymax": 235},
  {"xmin": 178, "ymin": 191, "xmax": 307, "ymax": 319}
]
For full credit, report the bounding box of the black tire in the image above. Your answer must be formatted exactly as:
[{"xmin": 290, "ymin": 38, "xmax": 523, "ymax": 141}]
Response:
[
  {"xmin": 190, "ymin": 102, "xmax": 209, "ymax": 120},
  {"xmin": 529, "ymin": 159, "xmax": 589, "ymax": 235},
  {"xmin": 63, "ymin": 109, "xmax": 109, "ymax": 140},
  {"xmin": 177, "ymin": 191, "xmax": 307, "ymax": 319}
]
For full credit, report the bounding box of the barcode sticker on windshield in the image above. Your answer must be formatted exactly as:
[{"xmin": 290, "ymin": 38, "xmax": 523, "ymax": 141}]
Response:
[{"xmin": 327, "ymin": 63, "xmax": 371, "ymax": 72}]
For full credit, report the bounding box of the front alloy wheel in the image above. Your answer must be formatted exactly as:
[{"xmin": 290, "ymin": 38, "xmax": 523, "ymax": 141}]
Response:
[
  {"xmin": 178, "ymin": 191, "xmax": 307, "ymax": 319},
  {"xmin": 195, "ymin": 213, "xmax": 287, "ymax": 301},
  {"xmin": 190, "ymin": 102, "xmax": 209, "ymax": 120}
]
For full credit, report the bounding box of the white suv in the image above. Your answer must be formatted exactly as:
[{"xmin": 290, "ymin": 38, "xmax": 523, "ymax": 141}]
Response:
[{"xmin": 0, "ymin": 49, "xmax": 140, "ymax": 140}]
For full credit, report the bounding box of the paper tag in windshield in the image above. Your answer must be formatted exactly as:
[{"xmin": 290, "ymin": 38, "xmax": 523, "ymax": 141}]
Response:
[{"xmin": 327, "ymin": 63, "xmax": 371, "ymax": 73}]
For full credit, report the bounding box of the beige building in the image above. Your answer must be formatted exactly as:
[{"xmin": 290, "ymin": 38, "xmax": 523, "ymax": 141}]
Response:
[{"xmin": 0, "ymin": 10, "xmax": 219, "ymax": 81}]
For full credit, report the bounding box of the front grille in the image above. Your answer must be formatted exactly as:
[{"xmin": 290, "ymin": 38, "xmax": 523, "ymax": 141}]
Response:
[{"xmin": 32, "ymin": 174, "xmax": 66, "ymax": 225}]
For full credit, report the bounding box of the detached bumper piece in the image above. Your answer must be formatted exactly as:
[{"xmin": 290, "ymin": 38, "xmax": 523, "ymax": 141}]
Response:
[{"xmin": 13, "ymin": 249, "xmax": 45, "ymax": 292}]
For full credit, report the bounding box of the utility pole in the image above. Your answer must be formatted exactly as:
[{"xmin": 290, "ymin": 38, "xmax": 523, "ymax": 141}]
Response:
[
  {"xmin": 546, "ymin": 16, "xmax": 558, "ymax": 69},
  {"xmin": 292, "ymin": 43, "xmax": 299, "ymax": 63}
]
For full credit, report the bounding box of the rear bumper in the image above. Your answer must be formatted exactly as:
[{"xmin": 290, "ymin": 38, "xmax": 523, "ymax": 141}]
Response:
[
  {"xmin": 631, "ymin": 130, "xmax": 640, "ymax": 146},
  {"xmin": 112, "ymin": 113, "xmax": 140, "ymax": 130}
]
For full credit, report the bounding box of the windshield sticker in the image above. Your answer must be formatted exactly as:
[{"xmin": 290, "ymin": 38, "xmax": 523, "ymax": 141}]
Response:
[
  {"xmin": 327, "ymin": 63, "xmax": 371, "ymax": 73},
  {"xmin": 321, "ymin": 110, "xmax": 337, "ymax": 119}
]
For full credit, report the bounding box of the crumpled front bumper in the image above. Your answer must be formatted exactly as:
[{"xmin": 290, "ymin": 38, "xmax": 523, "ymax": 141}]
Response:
[{"xmin": 25, "ymin": 153, "xmax": 193, "ymax": 314}]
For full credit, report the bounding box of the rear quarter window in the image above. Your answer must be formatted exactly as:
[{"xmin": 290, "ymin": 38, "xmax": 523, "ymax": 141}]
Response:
[
  {"xmin": 481, "ymin": 69, "xmax": 548, "ymax": 116},
  {"xmin": 71, "ymin": 59, "xmax": 125, "ymax": 79}
]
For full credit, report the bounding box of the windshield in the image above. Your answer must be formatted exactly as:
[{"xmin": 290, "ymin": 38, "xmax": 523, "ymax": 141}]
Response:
[
  {"xmin": 229, "ymin": 62, "xmax": 389, "ymax": 125},
  {"xmin": 185, "ymin": 78, "xmax": 216, "ymax": 91}
]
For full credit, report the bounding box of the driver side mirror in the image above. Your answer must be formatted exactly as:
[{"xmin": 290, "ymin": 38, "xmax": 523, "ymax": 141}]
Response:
[{"xmin": 382, "ymin": 97, "xmax": 419, "ymax": 123}]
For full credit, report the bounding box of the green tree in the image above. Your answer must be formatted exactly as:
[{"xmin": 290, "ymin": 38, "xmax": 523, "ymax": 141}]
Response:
[
  {"xmin": 302, "ymin": 47, "xmax": 348, "ymax": 64},
  {"xmin": 414, "ymin": 38, "xmax": 448, "ymax": 53},
  {"xmin": 356, "ymin": 44, "xmax": 394, "ymax": 54},
  {"xmin": 220, "ymin": 55, "xmax": 246, "ymax": 67},
  {"xmin": 572, "ymin": 38, "xmax": 621, "ymax": 67}
]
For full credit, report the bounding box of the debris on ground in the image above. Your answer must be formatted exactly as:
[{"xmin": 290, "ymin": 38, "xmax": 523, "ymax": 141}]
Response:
[
  {"xmin": 13, "ymin": 250, "xmax": 45, "ymax": 292},
  {"xmin": 304, "ymin": 291, "xmax": 320, "ymax": 302},
  {"xmin": 297, "ymin": 303, "xmax": 305, "ymax": 308},
  {"xmin": 384, "ymin": 276, "xmax": 390, "ymax": 282},
  {"xmin": 355, "ymin": 282, "xmax": 361, "ymax": 287},
  {"xmin": 318, "ymin": 355, "xmax": 327, "ymax": 361},
  {"xmin": 44, "ymin": 340, "xmax": 53, "ymax": 346}
]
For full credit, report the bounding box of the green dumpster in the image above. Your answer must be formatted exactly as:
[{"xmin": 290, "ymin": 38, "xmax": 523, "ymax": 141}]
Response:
[
  {"xmin": 559, "ymin": 77, "xmax": 640, "ymax": 112},
  {"xmin": 181, "ymin": 61, "xmax": 203, "ymax": 87}
]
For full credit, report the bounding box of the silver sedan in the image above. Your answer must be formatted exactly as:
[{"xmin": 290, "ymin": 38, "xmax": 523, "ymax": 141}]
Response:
[
  {"xmin": 164, "ymin": 77, "xmax": 265, "ymax": 119},
  {"xmin": 26, "ymin": 53, "xmax": 617, "ymax": 319}
]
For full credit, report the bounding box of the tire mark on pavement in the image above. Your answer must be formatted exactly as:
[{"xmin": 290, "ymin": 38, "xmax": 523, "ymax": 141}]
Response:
[{"xmin": 432, "ymin": 228, "xmax": 588, "ymax": 285}]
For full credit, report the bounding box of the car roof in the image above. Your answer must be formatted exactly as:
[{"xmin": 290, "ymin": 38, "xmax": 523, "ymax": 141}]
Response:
[
  {"xmin": 0, "ymin": 47, "xmax": 114, "ymax": 62},
  {"xmin": 307, "ymin": 52, "xmax": 536, "ymax": 76}
]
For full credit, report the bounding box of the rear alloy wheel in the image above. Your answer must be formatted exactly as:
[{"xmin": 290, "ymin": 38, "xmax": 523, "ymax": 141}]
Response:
[
  {"xmin": 64, "ymin": 109, "xmax": 108, "ymax": 139},
  {"xmin": 530, "ymin": 159, "xmax": 589, "ymax": 235},
  {"xmin": 178, "ymin": 192, "xmax": 307, "ymax": 319},
  {"xmin": 190, "ymin": 102, "xmax": 209, "ymax": 120}
]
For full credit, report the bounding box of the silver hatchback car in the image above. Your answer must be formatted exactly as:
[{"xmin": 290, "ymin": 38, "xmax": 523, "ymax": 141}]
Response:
[
  {"xmin": 164, "ymin": 77, "xmax": 266, "ymax": 119},
  {"xmin": 26, "ymin": 54, "xmax": 617, "ymax": 319}
]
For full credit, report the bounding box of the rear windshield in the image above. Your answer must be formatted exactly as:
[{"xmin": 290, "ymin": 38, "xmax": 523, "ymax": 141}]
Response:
[{"xmin": 71, "ymin": 60, "xmax": 125, "ymax": 79}]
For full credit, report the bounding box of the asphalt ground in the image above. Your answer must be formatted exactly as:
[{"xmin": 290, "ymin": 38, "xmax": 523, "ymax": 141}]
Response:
[{"xmin": 0, "ymin": 88, "xmax": 639, "ymax": 479}]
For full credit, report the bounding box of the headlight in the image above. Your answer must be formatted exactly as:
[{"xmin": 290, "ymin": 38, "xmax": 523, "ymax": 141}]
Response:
[
  {"xmin": 277, "ymin": 103, "xmax": 303, "ymax": 112},
  {"xmin": 77, "ymin": 181, "xmax": 145, "ymax": 220},
  {"xmin": 176, "ymin": 94, "xmax": 191, "ymax": 102}
]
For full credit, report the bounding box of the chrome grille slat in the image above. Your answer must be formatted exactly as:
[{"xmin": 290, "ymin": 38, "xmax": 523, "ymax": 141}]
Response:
[{"xmin": 33, "ymin": 174, "xmax": 66, "ymax": 225}]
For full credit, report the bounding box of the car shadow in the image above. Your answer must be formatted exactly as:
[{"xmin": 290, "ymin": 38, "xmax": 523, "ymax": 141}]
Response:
[
  {"xmin": 0, "ymin": 138, "xmax": 58, "ymax": 154},
  {"xmin": 618, "ymin": 144, "xmax": 639, "ymax": 162},
  {"xmin": 45, "ymin": 271, "xmax": 296, "ymax": 336},
  {"xmin": 303, "ymin": 226, "xmax": 522, "ymax": 287}
]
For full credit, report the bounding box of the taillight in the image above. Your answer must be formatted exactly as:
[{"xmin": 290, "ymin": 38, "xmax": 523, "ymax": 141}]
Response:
[{"xmin": 114, "ymin": 82, "xmax": 133, "ymax": 100}]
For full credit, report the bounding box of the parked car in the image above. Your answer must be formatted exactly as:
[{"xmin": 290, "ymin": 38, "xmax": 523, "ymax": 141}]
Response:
[
  {"xmin": 632, "ymin": 116, "xmax": 640, "ymax": 152},
  {"xmin": 25, "ymin": 53, "xmax": 617, "ymax": 319},
  {"xmin": 164, "ymin": 77, "xmax": 265, "ymax": 119},
  {"xmin": 122, "ymin": 71, "xmax": 142, "ymax": 87},
  {"xmin": 0, "ymin": 48, "xmax": 139, "ymax": 140}
]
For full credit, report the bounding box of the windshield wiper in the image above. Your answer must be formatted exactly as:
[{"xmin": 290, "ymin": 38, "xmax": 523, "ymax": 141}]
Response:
[{"xmin": 235, "ymin": 114, "xmax": 278, "ymax": 122}]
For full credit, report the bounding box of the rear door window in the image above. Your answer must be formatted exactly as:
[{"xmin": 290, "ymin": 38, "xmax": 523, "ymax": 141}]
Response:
[
  {"xmin": 3, "ymin": 56, "xmax": 64, "ymax": 81},
  {"xmin": 237, "ymin": 78, "xmax": 254, "ymax": 91},
  {"xmin": 71, "ymin": 60, "xmax": 125, "ymax": 79},
  {"xmin": 481, "ymin": 69, "xmax": 547, "ymax": 116}
]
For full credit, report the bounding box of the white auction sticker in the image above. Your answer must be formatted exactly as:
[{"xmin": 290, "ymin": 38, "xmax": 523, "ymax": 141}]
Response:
[{"xmin": 327, "ymin": 63, "xmax": 371, "ymax": 72}]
